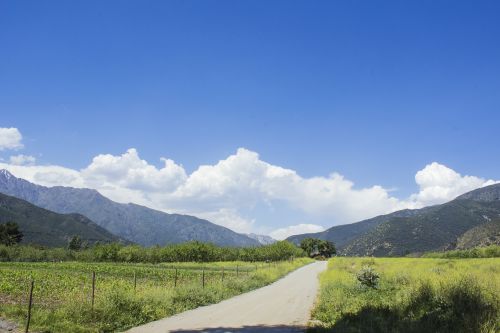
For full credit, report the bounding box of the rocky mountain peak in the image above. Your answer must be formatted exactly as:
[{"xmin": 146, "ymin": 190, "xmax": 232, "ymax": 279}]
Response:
[{"xmin": 0, "ymin": 169, "xmax": 14, "ymax": 181}]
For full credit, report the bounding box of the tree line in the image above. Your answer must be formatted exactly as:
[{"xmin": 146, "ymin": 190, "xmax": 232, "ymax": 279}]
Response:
[
  {"xmin": 0, "ymin": 221, "xmax": 338, "ymax": 263},
  {"xmin": 0, "ymin": 239, "xmax": 306, "ymax": 263}
]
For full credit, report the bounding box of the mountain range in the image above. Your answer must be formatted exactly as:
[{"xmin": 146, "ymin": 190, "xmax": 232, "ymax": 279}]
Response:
[
  {"xmin": 2, "ymin": 168, "xmax": 499, "ymax": 254},
  {"xmin": 0, "ymin": 169, "xmax": 259, "ymax": 247},
  {"xmin": 287, "ymin": 183, "xmax": 500, "ymax": 256}
]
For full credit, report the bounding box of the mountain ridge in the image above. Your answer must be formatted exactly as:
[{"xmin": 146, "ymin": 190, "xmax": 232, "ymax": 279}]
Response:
[
  {"xmin": 0, "ymin": 170, "xmax": 260, "ymax": 247},
  {"xmin": 287, "ymin": 184, "xmax": 500, "ymax": 256}
]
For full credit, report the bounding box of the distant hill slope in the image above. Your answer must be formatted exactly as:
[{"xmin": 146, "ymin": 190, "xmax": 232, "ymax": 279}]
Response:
[
  {"xmin": 0, "ymin": 170, "xmax": 259, "ymax": 247},
  {"xmin": 455, "ymin": 220, "xmax": 500, "ymax": 250},
  {"xmin": 287, "ymin": 183, "xmax": 500, "ymax": 256},
  {"xmin": 286, "ymin": 207, "xmax": 433, "ymax": 248},
  {"xmin": 0, "ymin": 192, "xmax": 122, "ymax": 247}
]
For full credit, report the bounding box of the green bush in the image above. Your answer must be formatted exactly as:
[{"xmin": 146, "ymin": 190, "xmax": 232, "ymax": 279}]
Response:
[{"xmin": 356, "ymin": 266, "xmax": 380, "ymax": 289}]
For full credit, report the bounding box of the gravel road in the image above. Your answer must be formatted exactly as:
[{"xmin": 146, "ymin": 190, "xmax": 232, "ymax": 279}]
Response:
[{"xmin": 125, "ymin": 261, "xmax": 327, "ymax": 333}]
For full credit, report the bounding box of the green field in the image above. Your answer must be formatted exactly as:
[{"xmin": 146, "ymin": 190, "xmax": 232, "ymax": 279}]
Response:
[
  {"xmin": 0, "ymin": 258, "xmax": 312, "ymax": 332},
  {"xmin": 310, "ymin": 257, "xmax": 499, "ymax": 333}
]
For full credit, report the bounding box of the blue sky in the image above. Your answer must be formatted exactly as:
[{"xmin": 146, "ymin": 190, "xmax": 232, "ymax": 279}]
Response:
[{"xmin": 1, "ymin": 1, "xmax": 499, "ymax": 237}]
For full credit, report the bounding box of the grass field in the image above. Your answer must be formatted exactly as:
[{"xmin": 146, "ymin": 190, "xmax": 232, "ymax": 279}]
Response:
[
  {"xmin": 0, "ymin": 258, "xmax": 312, "ymax": 332},
  {"xmin": 310, "ymin": 257, "xmax": 499, "ymax": 333}
]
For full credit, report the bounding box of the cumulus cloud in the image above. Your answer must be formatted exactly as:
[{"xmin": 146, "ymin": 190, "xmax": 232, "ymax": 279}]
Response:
[
  {"xmin": 9, "ymin": 154, "xmax": 36, "ymax": 166},
  {"xmin": 0, "ymin": 163, "xmax": 84, "ymax": 187},
  {"xmin": 409, "ymin": 162, "xmax": 498, "ymax": 207},
  {"xmin": 270, "ymin": 224, "xmax": 325, "ymax": 240},
  {"xmin": 81, "ymin": 148, "xmax": 187, "ymax": 192},
  {"xmin": 0, "ymin": 147, "xmax": 498, "ymax": 236},
  {"xmin": 0, "ymin": 127, "xmax": 23, "ymax": 151},
  {"xmin": 162, "ymin": 148, "xmax": 407, "ymax": 226},
  {"xmin": 198, "ymin": 208, "xmax": 255, "ymax": 234}
]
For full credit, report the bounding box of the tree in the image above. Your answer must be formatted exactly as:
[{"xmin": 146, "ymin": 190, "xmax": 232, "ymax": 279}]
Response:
[
  {"xmin": 68, "ymin": 235, "xmax": 83, "ymax": 251},
  {"xmin": 300, "ymin": 238, "xmax": 317, "ymax": 257},
  {"xmin": 300, "ymin": 238, "xmax": 336, "ymax": 258},
  {"xmin": 0, "ymin": 222, "xmax": 23, "ymax": 246},
  {"xmin": 318, "ymin": 240, "xmax": 336, "ymax": 257}
]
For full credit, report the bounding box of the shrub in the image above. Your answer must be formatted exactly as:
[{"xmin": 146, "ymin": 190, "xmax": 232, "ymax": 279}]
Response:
[{"xmin": 356, "ymin": 265, "xmax": 380, "ymax": 289}]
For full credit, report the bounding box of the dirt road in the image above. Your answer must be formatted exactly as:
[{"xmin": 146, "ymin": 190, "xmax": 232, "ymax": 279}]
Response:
[{"xmin": 125, "ymin": 261, "xmax": 327, "ymax": 333}]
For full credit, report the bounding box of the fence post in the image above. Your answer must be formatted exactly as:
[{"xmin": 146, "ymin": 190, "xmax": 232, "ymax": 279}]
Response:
[
  {"xmin": 174, "ymin": 268, "xmax": 178, "ymax": 288},
  {"xmin": 221, "ymin": 267, "xmax": 225, "ymax": 282},
  {"xmin": 133, "ymin": 271, "xmax": 137, "ymax": 292},
  {"xmin": 25, "ymin": 279, "xmax": 34, "ymax": 333},
  {"xmin": 236, "ymin": 265, "xmax": 239, "ymax": 277},
  {"xmin": 91, "ymin": 271, "xmax": 96, "ymax": 311},
  {"xmin": 202, "ymin": 268, "xmax": 205, "ymax": 288}
]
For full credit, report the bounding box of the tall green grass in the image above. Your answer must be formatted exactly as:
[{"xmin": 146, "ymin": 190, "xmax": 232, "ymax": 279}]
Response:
[{"xmin": 310, "ymin": 257, "xmax": 499, "ymax": 333}]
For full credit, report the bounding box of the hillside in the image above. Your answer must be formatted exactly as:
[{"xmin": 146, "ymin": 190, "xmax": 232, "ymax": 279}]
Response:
[
  {"xmin": 0, "ymin": 170, "xmax": 259, "ymax": 247},
  {"xmin": 286, "ymin": 207, "xmax": 433, "ymax": 248},
  {"xmin": 455, "ymin": 220, "xmax": 500, "ymax": 249},
  {"xmin": 288, "ymin": 183, "xmax": 500, "ymax": 256},
  {"xmin": 0, "ymin": 192, "xmax": 122, "ymax": 247}
]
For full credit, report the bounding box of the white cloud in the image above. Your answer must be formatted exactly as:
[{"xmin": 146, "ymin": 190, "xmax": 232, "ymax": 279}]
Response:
[
  {"xmin": 0, "ymin": 163, "xmax": 84, "ymax": 187},
  {"xmin": 9, "ymin": 154, "xmax": 36, "ymax": 166},
  {"xmin": 270, "ymin": 224, "xmax": 325, "ymax": 240},
  {"xmin": 409, "ymin": 162, "xmax": 498, "ymax": 207},
  {"xmin": 165, "ymin": 148, "xmax": 405, "ymax": 224},
  {"xmin": 198, "ymin": 208, "xmax": 255, "ymax": 234},
  {"xmin": 1, "ymin": 147, "xmax": 498, "ymax": 237},
  {"xmin": 81, "ymin": 148, "xmax": 187, "ymax": 192},
  {"xmin": 0, "ymin": 127, "xmax": 23, "ymax": 151}
]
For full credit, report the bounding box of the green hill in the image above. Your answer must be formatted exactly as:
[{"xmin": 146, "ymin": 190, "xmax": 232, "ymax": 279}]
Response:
[
  {"xmin": 455, "ymin": 219, "xmax": 500, "ymax": 250},
  {"xmin": 0, "ymin": 192, "xmax": 124, "ymax": 247}
]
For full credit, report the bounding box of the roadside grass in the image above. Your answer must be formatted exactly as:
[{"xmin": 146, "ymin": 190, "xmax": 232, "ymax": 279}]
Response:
[
  {"xmin": 309, "ymin": 257, "xmax": 499, "ymax": 333},
  {"xmin": 0, "ymin": 258, "xmax": 312, "ymax": 332}
]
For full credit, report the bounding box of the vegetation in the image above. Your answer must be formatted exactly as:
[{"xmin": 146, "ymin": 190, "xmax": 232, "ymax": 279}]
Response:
[
  {"xmin": 309, "ymin": 257, "xmax": 499, "ymax": 333},
  {"xmin": 0, "ymin": 240, "xmax": 305, "ymax": 263},
  {"xmin": 356, "ymin": 266, "xmax": 379, "ymax": 289},
  {"xmin": 0, "ymin": 221, "xmax": 23, "ymax": 246},
  {"xmin": 300, "ymin": 238, "xmax": 336, "ymax": 258},
  {"xmin": 0, "ymin": 258, "xmax": 312, "ymax": 332},
  {"xmin": 68, "ymin": 235, "xmax": 84, "ymax": 251},
  {"xmin": 422, "ymin": 245, "xmax": 500, "ymax": 259}
]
